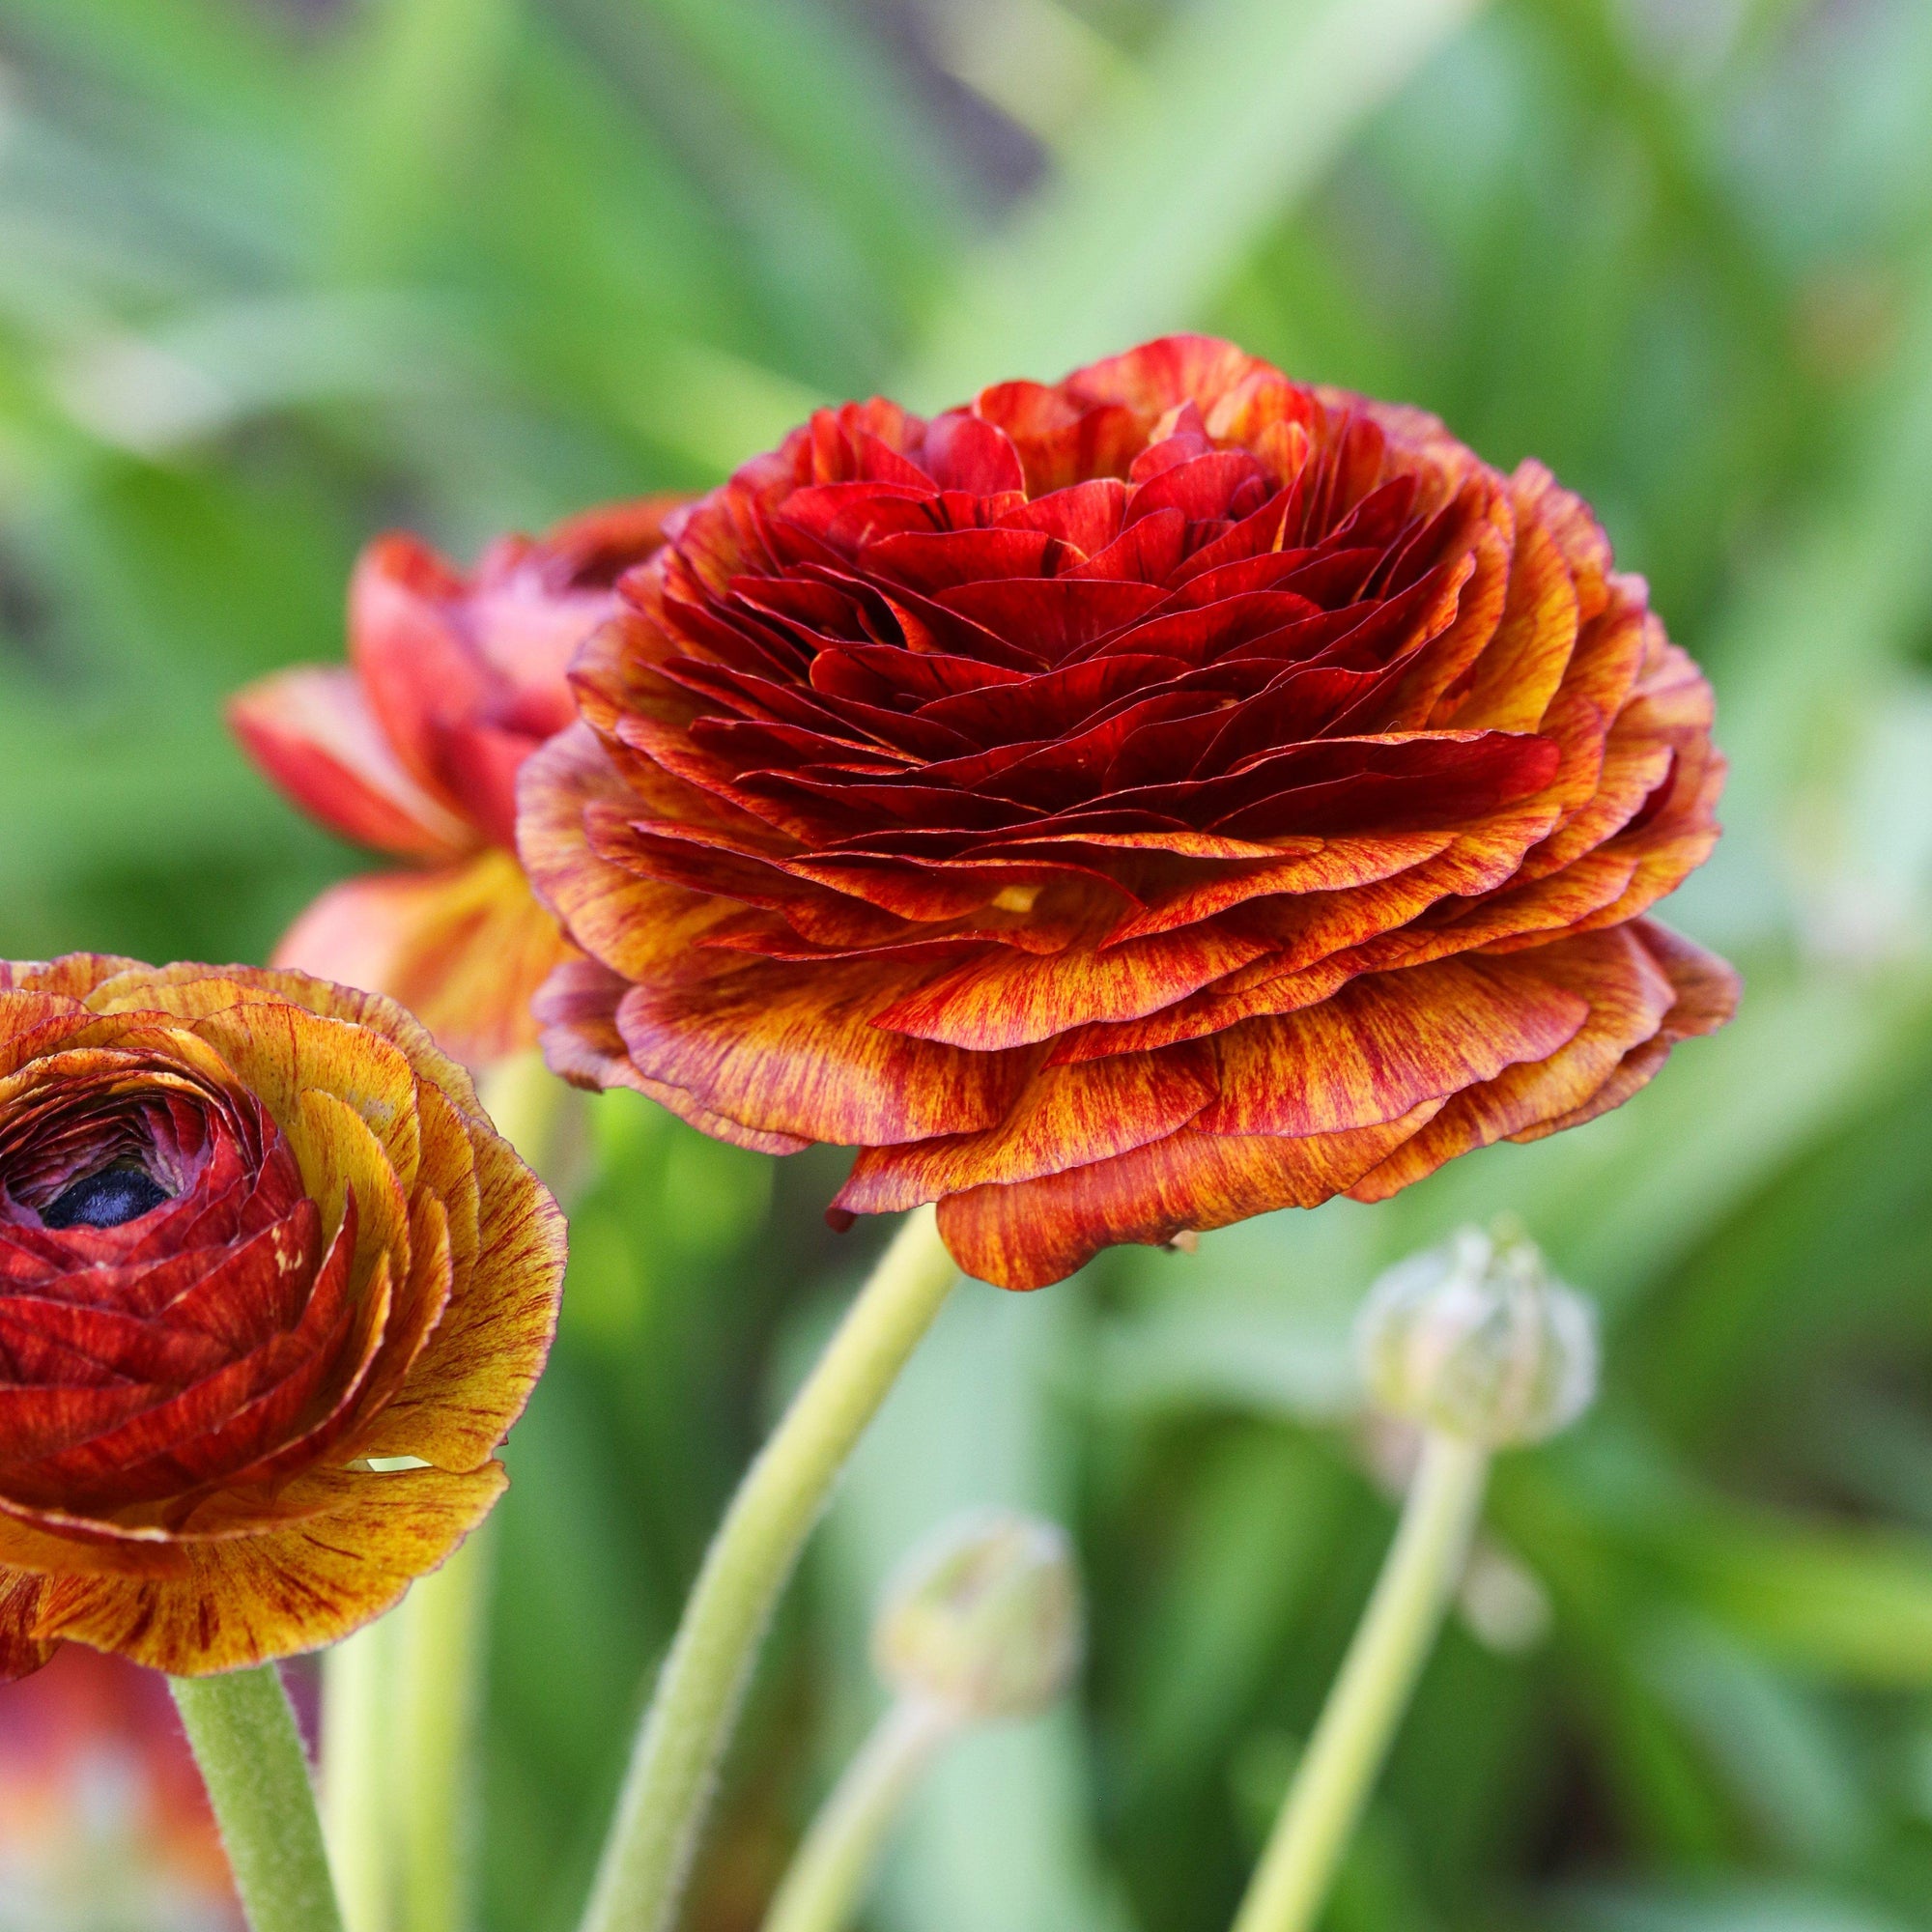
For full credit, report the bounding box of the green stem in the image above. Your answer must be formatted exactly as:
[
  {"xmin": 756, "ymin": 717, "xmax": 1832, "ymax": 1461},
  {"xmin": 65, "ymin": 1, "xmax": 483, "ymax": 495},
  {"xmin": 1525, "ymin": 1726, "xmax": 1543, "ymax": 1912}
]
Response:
[
  {"xmin": 579, "ymin": 1204, "xmax": 961, "ymax": 1932},
  {"xmin": 323, "ymin": 1619, "xmax": 398, "ymax": 1932},
  {"xmin": 1230, "ymin": 1433, "xmax": 1490, "ymax": 1932},
  {"xmin": 172, "ymin": 1665, "xmax": 347, "ymax": 1932},
  {"xmin": 397, "ymin": 1518, "xmax": 497, "ymax": 1932},
  {"xmin": 760, "ymin": 1697, "xmax": 957, "ymax": 1932}
]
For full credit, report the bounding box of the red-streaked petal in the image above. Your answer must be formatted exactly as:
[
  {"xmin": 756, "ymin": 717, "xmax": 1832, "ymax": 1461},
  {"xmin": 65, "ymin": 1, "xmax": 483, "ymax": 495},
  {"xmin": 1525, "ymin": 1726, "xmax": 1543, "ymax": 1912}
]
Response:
[
  {"xmin": 935, "ymin": 1101, "xmax": 1445, "ymax": 1291},
  {"xmin": 833, "ymin": 1042, "xmax": 1217, "ymax": 1212}
]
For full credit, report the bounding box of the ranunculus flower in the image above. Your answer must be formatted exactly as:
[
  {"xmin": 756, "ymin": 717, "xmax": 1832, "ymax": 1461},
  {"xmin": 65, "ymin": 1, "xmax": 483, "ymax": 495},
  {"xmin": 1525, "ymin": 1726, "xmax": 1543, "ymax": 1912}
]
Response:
[
  {"xmin": 519, "ymin": 336, "xmax": 1737, "ymax": 1290},
  {"xmin": 0, "ymin": 954, "xmax": 565, "ymax": 1679},
  {"xmin": 230, "ymin": 497, "xmax": 682, "ymax": 1066}
]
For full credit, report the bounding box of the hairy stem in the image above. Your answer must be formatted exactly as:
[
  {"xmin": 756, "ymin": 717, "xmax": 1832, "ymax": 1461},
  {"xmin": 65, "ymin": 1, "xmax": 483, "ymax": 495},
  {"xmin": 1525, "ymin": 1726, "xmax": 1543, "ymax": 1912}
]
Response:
[
  {"xmin": 580, "ymin": 1205, "xmax": 961, "ymax": 1932},
  {"xmin": 761, "ymin": 1697, "xmax": 957, "ymax": 1932},
  {"xmin": 1231, "ymin": 1433, "xmax": 1490, "ymax": 1932},
  {"xmin": 172, "ymin": 1664, "xmax": 346, "ymax": 1932}
]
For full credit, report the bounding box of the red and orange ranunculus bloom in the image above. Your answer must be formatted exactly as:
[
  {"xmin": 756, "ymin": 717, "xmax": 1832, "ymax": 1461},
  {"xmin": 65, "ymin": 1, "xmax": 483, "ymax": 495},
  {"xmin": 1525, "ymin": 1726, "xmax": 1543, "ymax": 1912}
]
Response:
[
  {"xmin": 229, "ymin": 497, "xmax": 683, "ymax": 1067},
  {"xmin": 519, "ymin": 335, "xmax": 1738, "ymax": 1291},
  {"xmin": 0, "ymin": 955, "xmax": 566, "ymax": 1679}
]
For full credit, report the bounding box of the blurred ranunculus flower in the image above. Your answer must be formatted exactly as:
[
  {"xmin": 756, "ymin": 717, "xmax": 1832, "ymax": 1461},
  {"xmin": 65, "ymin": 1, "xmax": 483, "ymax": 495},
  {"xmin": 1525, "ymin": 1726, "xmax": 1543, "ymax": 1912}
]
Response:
[
  {"xmin": 519, "ymin": 336, "xmax": 1737, "ymax": 1290},
  {"xmin": 0, "ymin": 955, "xmax": 566, "ymax": 1680},
  {"xmin": 0, "ymin": 1644, "xmax": 241, "ymax": 1932},
  {"xmin": 230, "ymin": 498, "xmax": 683, "ymax": 1066}
]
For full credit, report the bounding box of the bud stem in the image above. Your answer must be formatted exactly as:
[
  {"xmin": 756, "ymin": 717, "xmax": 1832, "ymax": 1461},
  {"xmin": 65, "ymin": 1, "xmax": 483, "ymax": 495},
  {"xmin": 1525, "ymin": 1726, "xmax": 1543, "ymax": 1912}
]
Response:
[
  {"xmin": 579, "ymin": 1204, "xmax": 960, "ymax": 1932},
  {"xmin": 761, "ymin": 1696, "xmax": 958, "ymax": 1932},
  {"xmin": 172, "ymin": 1664, "xmax": 347, "ymax": 1932},
  {"xmin": 1230, "ymin": 1432, "xmax": 1491, "ymax": 1932}
]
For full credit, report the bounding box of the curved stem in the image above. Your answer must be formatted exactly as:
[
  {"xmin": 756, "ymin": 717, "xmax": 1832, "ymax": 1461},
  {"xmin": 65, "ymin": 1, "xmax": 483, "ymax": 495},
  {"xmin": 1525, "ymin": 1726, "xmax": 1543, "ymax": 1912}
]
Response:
[
  {"xmin": 324, "ymin": 1620, "xmax": 398, "ymax": 1932},
  {"xmin": 580, "ymin": 1205, "xmax": 961, "ymax": 1932},
  {"xmin": 172, "ymin": 1664, "xmax": 346, "ymax": 1932},
  {"xmin": 1230, "ymin": 1432, "xmax": 1490, "ymax": 1932},
  {"xmin": 761, "ymin": 1698, "xmax": 957, "ymax": 1932}
]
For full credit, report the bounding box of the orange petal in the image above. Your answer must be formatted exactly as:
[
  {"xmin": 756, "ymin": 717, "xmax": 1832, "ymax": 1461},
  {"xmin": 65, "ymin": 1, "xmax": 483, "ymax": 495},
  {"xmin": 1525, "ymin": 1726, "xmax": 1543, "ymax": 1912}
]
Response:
[
  {"xmin": 611, "ymin": 952, "xmax": 1028, "ymax": 1147},
  {"xmin": 834, "ymin": 1042, "xmax": 1217, "ymax": 1212},
  {"xmin": 1203, "ymin": 953, "xmax": 1590, "ymax": 1137},
  {"xmin": 0, "ymin": 955, "xmax": 139, "ymax": 1001},
  {"xmin": 935, "ymin": 1101, "xmax": 1446, "ymax": 1291},
  {"xmin": 1445, "ymin": 492, "xmax": 1579, "ymax": 733},
  {"xmin": 228, "ymin": 666, "xmax": 475, "ymax": 861},
  {"xmin": 873, "ymin": 923, "xmax": 1276, "ymax": 1051},
  {"xmin": 518, "ymin": 724, "xmax": 742, "ymax": 984},
  {"xmin": 532, "ymin": 958, "xmax": 810, "ymax": 1154},
  {"xmin": 32, "ymin": 1463, "xmax": 505, "ymax": 1675},
  {"xmin": 1345, "ymin": 925, "xmax": 1679, "ymax": 1200},
  {"xmin": 98, "ymin": 962, "xmax": 487, "ymax": 1124},
  {"xmin": 1508, "ymin": 919, "xmax": 1739, "ymax": 1141},
  {"xmin": 0, "ymin": 1567, "xmax": 55, "ymax": 1681}
]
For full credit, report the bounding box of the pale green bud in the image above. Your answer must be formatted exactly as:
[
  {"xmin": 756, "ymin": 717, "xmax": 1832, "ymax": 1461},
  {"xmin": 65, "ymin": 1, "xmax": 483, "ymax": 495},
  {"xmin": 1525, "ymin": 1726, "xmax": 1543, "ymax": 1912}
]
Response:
[
  {"xmin": 872, "ymin": 1509, "xmax": 1082, "ymax": 1721},
  {"xmin": 1356, "ymin": 1222, "xmax": 1598, "ymax": 1448}
]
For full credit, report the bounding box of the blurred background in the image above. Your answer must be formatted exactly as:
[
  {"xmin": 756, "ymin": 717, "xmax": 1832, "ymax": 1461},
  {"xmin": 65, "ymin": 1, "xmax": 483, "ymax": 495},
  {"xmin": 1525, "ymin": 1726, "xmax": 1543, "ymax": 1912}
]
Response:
[{"xmin": 5, "ymin": 1, "xmax": 1932, "ymax": 1929}]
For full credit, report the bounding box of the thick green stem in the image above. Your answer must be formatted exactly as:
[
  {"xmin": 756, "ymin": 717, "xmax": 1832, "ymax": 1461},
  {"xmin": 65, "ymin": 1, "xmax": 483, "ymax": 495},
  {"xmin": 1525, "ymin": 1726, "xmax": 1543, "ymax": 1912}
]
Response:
[
  {"xmin": 580, "ymin": 1205, "xmax": 961, "ymax": 1932},
  {"xmin": 1231, "ymin": 1433, "xmax": 1491, "ymax": 1932},
  {"xmin": 324, "ymin": 1620, "xmax": 398, "ymax": 1932},
  {"xmin": 398, "ymin": 1518, "xmax": 497, "ymax": 1932},
  {"xmin": 761, "ymin": 1697, "xmax": 957, "ymax": 1932},
  {"xmin": 172, "ymin": 1665, "xmax": 346, "ymax": 1932}
]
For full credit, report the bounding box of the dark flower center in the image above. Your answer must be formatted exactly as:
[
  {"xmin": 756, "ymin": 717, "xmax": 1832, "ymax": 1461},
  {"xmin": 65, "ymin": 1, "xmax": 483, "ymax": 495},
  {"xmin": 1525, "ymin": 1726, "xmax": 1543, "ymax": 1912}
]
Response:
[{"xmin": 43, "ymin": 1165, "xmax": 171, "ymax": 1230}]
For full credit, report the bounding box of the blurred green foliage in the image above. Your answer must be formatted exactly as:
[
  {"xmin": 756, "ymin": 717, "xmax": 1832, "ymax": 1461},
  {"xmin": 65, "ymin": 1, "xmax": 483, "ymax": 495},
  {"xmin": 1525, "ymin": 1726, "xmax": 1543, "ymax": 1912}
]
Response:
[{"xmin": 6, "ymin": 2, "xmax": 1932, "ymax": 1930}]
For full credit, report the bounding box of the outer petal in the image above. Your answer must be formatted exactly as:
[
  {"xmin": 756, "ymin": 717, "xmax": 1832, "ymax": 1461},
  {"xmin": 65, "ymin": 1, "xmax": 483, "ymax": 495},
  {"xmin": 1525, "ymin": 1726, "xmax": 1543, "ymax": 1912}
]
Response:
[
  {"xmin": 28, "ymin": 1463, "xmax": 505, "ymax": 1675},
  {"xmin": 871, "ymin": 923, "xmax": 1277, "ymax": 1051},
  {"xmin": 0, "ymin": 954, "xmax": 140, "ymax": 1001},
  {"xmin": 1507, "ymin": 920, "xmax": 1739, "ymax": 1140},
  {"xmin": 97, "ymin": 962, "xmax": 485, "ymax": 1122},
  {"xmin": 228, "ymin": 667, "xmax": 475, "ymax": 862},
  {"xmin": 1343, "ymin": 926, "xmax": 1677, "ymax": 1200},
  {"xmin": 935, "ymin": 1101, "xmax": 1446, "ymax": 1290},
  {"xmin": 833, "ymin": 1042, "xmax": 1217, "ymax": 1212},
  {"xmin": 0, "ymin": 1566, "xmax": 56, "ymax": 1681},
  {"xmin": 1202, "ymin": 952, "xmax": 1590, "ymax": 1137},
  {"xmin": 611, "ymin": 954, "xmax": 1027, "ymax": 1148},
  {"xmin": 532, "ymin": 958, "xmax": 810, "ymax": 1154},
  {"xmin": 519, "ymin": 724, "xmax": 738, "ymax": 984},
  {"xmin": 1347, "ymin": 921, "xmax": 1740, "ymax": 1199}
]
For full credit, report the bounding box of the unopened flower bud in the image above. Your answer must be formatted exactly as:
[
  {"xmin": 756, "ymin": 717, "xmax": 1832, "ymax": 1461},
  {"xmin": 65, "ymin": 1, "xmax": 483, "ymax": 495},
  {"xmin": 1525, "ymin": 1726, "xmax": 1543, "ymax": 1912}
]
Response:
[
  {"xmin": 872, "ymin": 1509, "xmax": 1082, "ymax": 1721},
  {"xmin": 1356, "ymin": 1222, "xmax": 1598, "ymax": 1448}
]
